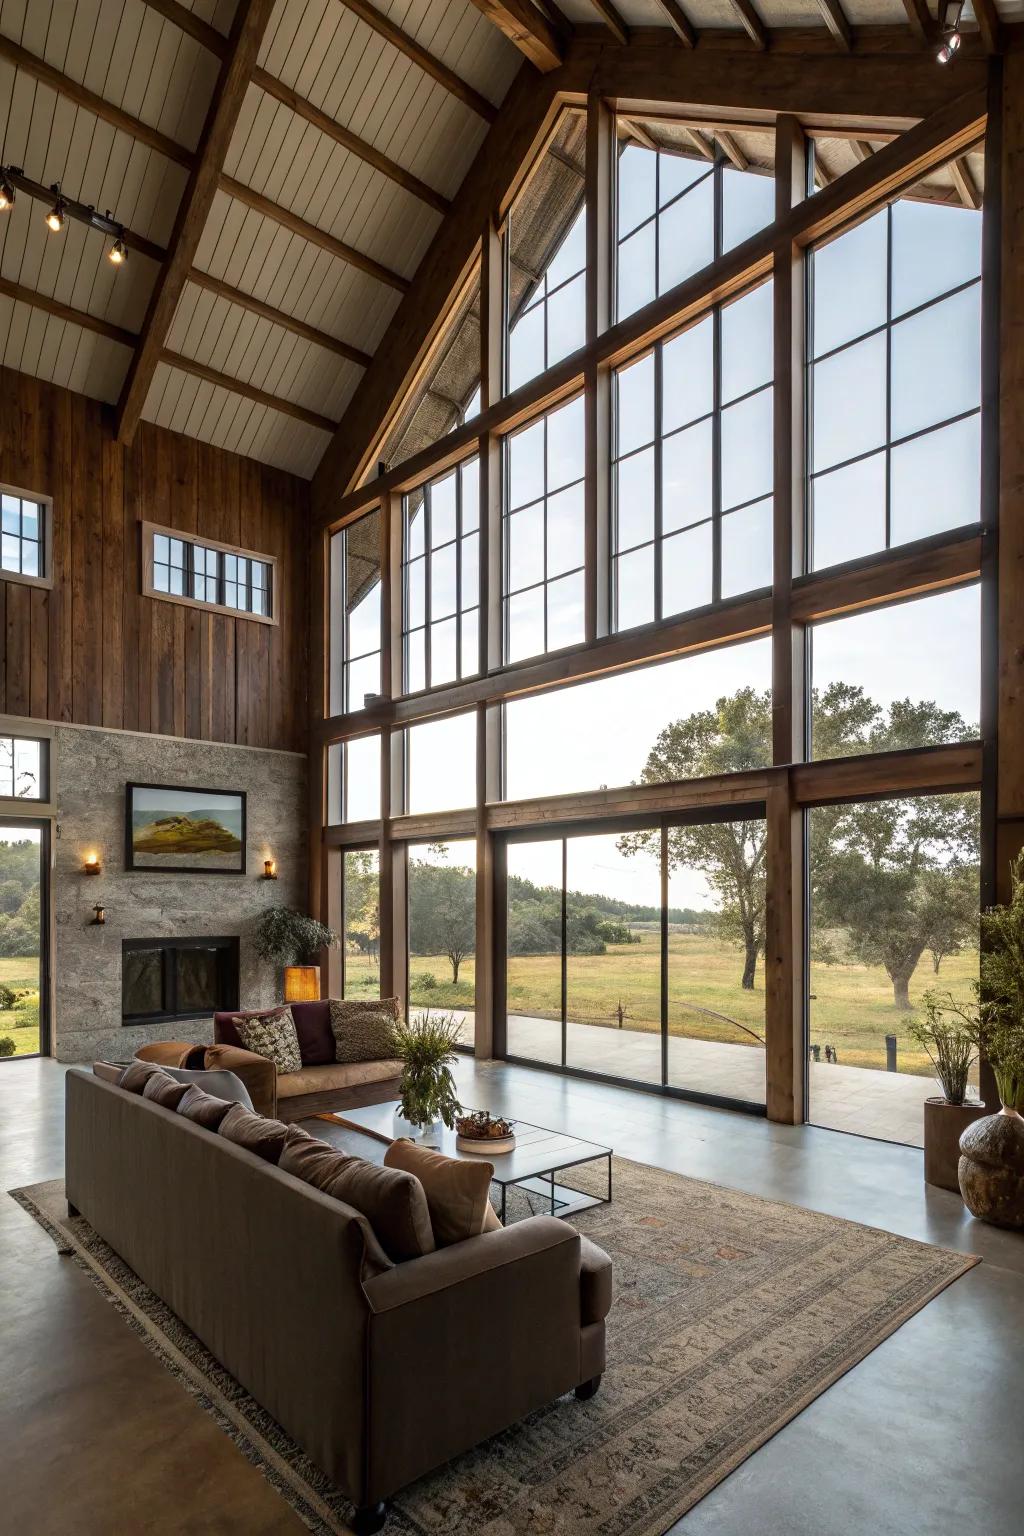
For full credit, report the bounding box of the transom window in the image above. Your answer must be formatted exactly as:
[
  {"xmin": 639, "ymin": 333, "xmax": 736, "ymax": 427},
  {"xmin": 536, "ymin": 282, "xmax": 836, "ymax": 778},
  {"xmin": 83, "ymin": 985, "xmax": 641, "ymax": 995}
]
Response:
[
  {"xmin": 403, "ymin": 460, "xmax": 480, "ymax": 693},
  {"xmin": 0, "ymin": 733, "xmax": 45, "ymax": 800},
  {"xmin": 503, "ymin": 395, "xmax": 585, "ymax": 663},
  {"xmin": 1, "ymin": 487, "xmax": 48, "ymax": 582},
  {"xmin": 145, "ymin": 525, "xmax": 274, "ymax": 620},
  {"xmin": 808, "ymin": 195, "xmax": 982, "ymax": 569},
  {"xmin": 330, "ymin": 509, "xmax": 382, "ymax": 714},
  {"xmin": 616, "ymin": 142, "xmax": 775, "ymax": 321},
  {"xmin": 507, "ymin": 206, "xmax": 586, "ymax": 392},
  {"xmin": 612, "ymin": 278, "xmax": 774, "ymax": 631}
]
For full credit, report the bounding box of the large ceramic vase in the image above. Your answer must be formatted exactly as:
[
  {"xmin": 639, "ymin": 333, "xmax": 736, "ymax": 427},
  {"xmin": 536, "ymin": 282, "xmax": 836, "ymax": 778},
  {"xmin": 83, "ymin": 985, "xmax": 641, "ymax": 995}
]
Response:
[
  {"xmin": 958, "ymin": 1107, "xmax": 1024, "ymax": 1229},
  {"xmin": 923, "ymin": 1097, "xmax": 988, "ymax": 1193}
]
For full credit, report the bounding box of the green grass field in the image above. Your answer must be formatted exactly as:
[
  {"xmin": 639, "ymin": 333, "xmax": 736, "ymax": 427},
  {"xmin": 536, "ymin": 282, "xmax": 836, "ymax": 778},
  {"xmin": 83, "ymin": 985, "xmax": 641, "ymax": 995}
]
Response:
[
  {"xmin": 346, "ymin": 930, "xmax": 978, "ymax": 1079},
  {"xmin": 0, "ymin": 956, "xmax": 41, "ymax": 1058}
]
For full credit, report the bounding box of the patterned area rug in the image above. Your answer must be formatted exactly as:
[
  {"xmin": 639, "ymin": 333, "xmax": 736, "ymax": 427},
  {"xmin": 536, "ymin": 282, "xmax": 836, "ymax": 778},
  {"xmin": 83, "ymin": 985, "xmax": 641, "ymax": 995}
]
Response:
[{"xmin": 10, "ymin": 1161, "xmax": 976, "ymax": 1536}]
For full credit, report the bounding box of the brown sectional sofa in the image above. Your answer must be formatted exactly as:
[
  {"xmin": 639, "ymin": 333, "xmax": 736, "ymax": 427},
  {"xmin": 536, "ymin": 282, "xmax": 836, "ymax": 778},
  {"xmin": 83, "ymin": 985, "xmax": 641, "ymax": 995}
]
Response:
[
  {"xmin": 137, "ymin": 999, "xmax": 403, "ymax": 1120},
  {"xmin": 65, "ymin": 1066, "xmax": 611, "ymax": 1533}
]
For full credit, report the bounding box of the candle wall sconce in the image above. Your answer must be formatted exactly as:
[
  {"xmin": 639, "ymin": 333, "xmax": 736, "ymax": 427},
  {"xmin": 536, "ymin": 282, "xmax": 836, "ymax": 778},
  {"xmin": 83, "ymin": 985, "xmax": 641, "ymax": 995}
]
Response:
[{"xmin": 90, "ymin": 904, "xmax": 106, "ymax": 925}]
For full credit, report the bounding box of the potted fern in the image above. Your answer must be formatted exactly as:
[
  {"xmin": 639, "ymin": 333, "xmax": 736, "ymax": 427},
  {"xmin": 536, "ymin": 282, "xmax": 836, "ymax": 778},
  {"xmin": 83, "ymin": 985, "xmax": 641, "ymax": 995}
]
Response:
[
  {"xmin": 391, "ymin": 1011, "xmax": 462, "ymax": 1140},
  {"xmin": 910, "ymin": 991, "xmax": 986, "ymax": 1192},
  {"xmin": 252, "ymin": 907, "xmax": 338, "ymax": 1003}
]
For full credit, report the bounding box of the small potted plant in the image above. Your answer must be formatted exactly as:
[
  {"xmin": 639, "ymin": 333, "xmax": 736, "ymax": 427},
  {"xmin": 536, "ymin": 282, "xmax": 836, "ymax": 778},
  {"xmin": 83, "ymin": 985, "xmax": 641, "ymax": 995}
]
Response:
[
  {"xmin": 910, "ymin": 992, "xmax": 986, "ymax": 1192},
  {"xmin": 391, "ymin": 1011, "xmax": 462, "ymax": 1139},
  {"xmin": 252, "ymin": 907, "xmax": 338, "ymax": 1002},
  {"xmin": 456, "ymin": 1110, "xmax": 517, "ymax": 1155}
]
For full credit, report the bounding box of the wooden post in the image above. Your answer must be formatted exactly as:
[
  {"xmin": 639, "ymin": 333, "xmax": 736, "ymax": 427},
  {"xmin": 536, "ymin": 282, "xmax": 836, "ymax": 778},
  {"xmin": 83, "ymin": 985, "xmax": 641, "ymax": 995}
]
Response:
[
  {"xmin": 765, "ymin": 114, "xmax": 808, "ymax": 1124},
  {"xmin": 585, "ymin": 93, "xmax": 614, "ymax": 642}
]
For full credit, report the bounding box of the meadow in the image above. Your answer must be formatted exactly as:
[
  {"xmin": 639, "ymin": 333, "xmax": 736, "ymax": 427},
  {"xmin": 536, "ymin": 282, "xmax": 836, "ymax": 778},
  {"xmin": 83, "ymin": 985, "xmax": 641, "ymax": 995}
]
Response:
[
  {"xmin": 0, "ymin": 956, "xmax": 41, "ymax": 1058},
  {"xmin": 347, "ymin": 929, "xmax": 979, "ymax": 1079}
]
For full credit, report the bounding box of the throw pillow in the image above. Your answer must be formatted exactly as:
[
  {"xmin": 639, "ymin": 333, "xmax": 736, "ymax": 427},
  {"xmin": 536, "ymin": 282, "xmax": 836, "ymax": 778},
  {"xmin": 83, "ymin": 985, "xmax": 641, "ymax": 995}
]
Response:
[
  {"xmin": 141, "ymin": 1069, "xmax": 191, "ymax": 1110},
  {"xmin": 328, "ymin": 997, "xmax": 401, "ymax": 1064},
  {"xmin": 384, "ymin": 1139, "xmax": 497, "ymax": 1247},
  {"xmin": 176, "ymin": 1084, "xmax": 235, "ymax": 1130},
  {"xmin": 118, "ymin": 1058, "xmax": 168, "ymax": 1094},
  {"xmin": 279, "ymin": 1126, "xmax": 434, "ymax": 1262},
  {"xmin": 232, "ymin": 1006, "xmax": 302, "ymax": 1075},
  {"xmin": 218, "ymin": 1102, "xmax": 289, "ymax": 1163}
]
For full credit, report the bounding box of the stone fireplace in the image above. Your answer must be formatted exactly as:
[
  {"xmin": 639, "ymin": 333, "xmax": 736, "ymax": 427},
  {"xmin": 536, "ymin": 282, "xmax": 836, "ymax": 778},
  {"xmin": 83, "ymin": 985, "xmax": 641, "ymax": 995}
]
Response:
[{"xmin": 122, "ymin": 937, "xmax": 240, "ymax": 1026}]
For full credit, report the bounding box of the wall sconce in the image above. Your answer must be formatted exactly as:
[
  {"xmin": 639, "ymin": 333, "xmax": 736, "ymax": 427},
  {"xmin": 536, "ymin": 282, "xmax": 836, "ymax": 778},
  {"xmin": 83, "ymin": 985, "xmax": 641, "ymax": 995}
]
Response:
[
  {"xmin": 90, "ymin": 904, "xmax": 106, "ymax": 925},
  {"xmin": 262, "ymin": 858, "xmax": 278, "ymax": 880},
  {"xmin": 83, "ymin": 852, "xmax": 102, "ymax": 876}
]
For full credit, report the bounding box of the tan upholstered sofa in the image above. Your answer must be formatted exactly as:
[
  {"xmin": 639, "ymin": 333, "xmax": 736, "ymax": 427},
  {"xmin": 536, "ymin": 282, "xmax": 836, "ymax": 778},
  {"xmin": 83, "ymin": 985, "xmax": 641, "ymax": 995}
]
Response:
[
  {"xmin": 137, "ymin": 999, "xmax": 403, "ymax": 1121},
  {"xmin": 65, "ymin": 1067, "xmax": 611, "ymax": 1534}
]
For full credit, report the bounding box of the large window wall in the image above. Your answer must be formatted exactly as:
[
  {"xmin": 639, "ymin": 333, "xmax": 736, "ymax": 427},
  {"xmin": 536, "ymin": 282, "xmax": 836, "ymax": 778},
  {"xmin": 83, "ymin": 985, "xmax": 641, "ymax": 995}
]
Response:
[{"xmin": 318, "ymin": 95, "xmax": 990, "ymax": 1143}]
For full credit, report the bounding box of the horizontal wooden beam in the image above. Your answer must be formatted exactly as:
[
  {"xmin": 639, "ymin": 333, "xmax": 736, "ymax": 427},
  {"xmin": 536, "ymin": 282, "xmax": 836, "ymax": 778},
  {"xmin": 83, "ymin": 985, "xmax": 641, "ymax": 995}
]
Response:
[
  {"xmin": 218, "ymin": 175, "xmax": 409, "ymax": 293},
  {"xmin": 337, "ymin": 0, "xmax": 498, "ymax": 120},
  {"xmin": 467, "ymin": 0, "xmax": 566, "ymax": 72},
  {"xmin": 0, "ymin": 275, "xmax": 137, "ymax": 348},
  {"xmin": 138, "ymin": 0, "xmax": 229, "ymax": 58},
  {"xmin": 186, "ymin": 269, "xmax": 372, "ymax": 368},
  {"xmin": 2, "ymin": 170, "xmax": 168, "ymax": 262},
  {"xmin": 159, "ymin": 350, "xmax": 338, "ymax": 433},
  {"xmin": 792, "ymin": 741, "xmax": 983, "ymax": 806},
  {"xmin": 790, "ymin": 527, "xmax": 982, "ymax": 621},
  {"xmin": 251, "ymin": 68, "xmax": 452, "ymax": 216},
  {"xmin": 0, "ymin": 33, "xmax": 194, "ymax": 169}
]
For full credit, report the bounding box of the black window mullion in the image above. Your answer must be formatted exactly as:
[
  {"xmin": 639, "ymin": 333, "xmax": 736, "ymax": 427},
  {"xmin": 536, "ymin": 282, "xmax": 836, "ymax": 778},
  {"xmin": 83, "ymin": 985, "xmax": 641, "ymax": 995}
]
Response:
[
  {"xmin": 884, "ymin": 203, "xmax": 894, "ymax": 551},
  {"xmin": 654, "ymin": 342, "xmax": 664, "ymax": 622},
  {"xmin": 560, "ymin": 837, "xmax": 568, "ymax": 1068},
  {"xmin": 455, "ymin": 469, "xmax": 463, "ymax": 680},
  {"xmin": 660, "ymin": 822, "xmax": 668, "ymax": 1087},
  {"xmin": 542, "ymin": 417, "xmax": 550, "ymax": 654},
  {"xmin": 712, "ymin": 158, "xmax": 724, "ymax": 603},
  {"xmin": 424, "ymin": 485, "xmax": 433, "ymax": 688}
]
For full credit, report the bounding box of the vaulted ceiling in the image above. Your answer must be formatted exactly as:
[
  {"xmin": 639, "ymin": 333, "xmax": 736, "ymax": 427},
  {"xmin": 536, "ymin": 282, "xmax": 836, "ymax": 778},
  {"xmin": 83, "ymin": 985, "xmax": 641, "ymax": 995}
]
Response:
[{"xmin": 0, "ymin": 0, "xmax": 1009, "ymax": 480}]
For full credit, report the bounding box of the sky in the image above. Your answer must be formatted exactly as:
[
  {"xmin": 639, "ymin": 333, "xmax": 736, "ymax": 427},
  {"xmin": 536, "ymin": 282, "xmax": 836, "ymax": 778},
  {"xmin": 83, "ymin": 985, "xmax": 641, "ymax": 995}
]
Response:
[{"xmin": 339, "ymin": 147, "xmax": 983, "ymax": 914}]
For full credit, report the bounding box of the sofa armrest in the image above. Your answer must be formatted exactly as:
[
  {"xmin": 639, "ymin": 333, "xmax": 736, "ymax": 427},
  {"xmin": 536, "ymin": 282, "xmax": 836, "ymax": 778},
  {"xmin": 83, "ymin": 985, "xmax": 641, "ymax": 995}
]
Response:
[
  {"xmin": 360, "ymin": 1217, "xmax": 587, "ymax": 1502},
  {"xmin": 203, "ymin": 1043, "xmax": 277, "ymax": 1118},
  {"xmin": 579, "ymin": 1233, "xmax": 612, "ymax": 1324}
]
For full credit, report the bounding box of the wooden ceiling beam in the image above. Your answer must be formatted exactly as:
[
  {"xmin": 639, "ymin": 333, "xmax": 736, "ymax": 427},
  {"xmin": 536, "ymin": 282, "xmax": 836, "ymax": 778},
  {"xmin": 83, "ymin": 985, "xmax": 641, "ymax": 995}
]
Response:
[
  {"xmin": 0, "ymin": 275, "xmax": 138, "ymax": 349},
  {"xmin": 0, "ymin": 33, "xmax": 194, "ymax": 170},
  {"xmin": 186, "ymin": 270, "xmax": 373, "ymax": 369},
  {"xmin": 466, "ymin": 1, "xmax": 566, "ymax": 72},
  {"xmin": 251, "ymin": 69, "xmax": 451, "ymax": 216},
  {"xmin": 815, "ymin": 0, "xmax": 853, "ymax": 51},
  {"xmin": 901, "ymin": 0, "xmax": 935, "ymax": 44},
  {"xmin": 727, "ymin": 0, "xmax": 769, "ymax": 50},
  {"xmin": 587, "ymin": 0, "xmax": 630, "ymax": 46},
  {"xmin": 115, "ymin": 0, "xmax": 278, "ymax": 445},
  {"xmin": 218, "ymin": 175, "xmax": 409, "ymax": 293},
  {"xmin": 159, "ymin": 350, "xmax": 338, "ymax": 434},
  {"xmin": 1, "ymin": 169, "xmax": 168, "ymax": 262},
  {"xmin": 336, "ymin": 1, "xmax": 497, "ymax": 119},
  {"xmin": 653, "ymin": 1, "xmax": 698, "ymax": 49},
  {"xmin": 138, "ymin": 0, "xmax": 229, "ymax": 58},
  {"xmin": 948, "ymin": 155, "xmax": 981, "ymax": 209},
  {"xmin": 971, "ymin": 0, "xmax": 1003, "ymax": 54},
  {"xmin": 714, "ymin": 130, "xmax": 749, "ymax": 171}
]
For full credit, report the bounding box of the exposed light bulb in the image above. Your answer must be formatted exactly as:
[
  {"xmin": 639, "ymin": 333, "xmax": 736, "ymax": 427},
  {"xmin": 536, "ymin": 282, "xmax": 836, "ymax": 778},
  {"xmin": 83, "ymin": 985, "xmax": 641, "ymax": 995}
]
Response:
[
  {"xmin": 108, "ymin": 234, "xmax": 127, "ymax": 266},
  {"xmin": 45, "ymin": 192, "xmax": 65, "ymax": 232},
  {"xmin": 0, "ymin": 170, "xmax": 14, "ymax": 211}
]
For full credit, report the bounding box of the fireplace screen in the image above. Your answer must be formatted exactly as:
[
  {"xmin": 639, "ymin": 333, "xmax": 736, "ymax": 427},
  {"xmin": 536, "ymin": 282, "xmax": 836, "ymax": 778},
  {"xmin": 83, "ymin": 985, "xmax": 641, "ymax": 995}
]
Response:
[{"xmin": 122, "ymin": 937, "xmax": 240, "ymax": 1024}]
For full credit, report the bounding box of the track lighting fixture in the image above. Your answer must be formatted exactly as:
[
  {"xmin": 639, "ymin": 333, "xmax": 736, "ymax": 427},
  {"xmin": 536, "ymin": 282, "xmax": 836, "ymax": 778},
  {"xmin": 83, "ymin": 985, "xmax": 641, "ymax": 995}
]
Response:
[
  {"xmin": 936, "ymin": 0, "xmax": 965, "ymax": 63},
  {"xmin": 44, "ymin": 185, "xmax": 66, "ymax": 232},
  {"xmin": 0, "ymin": 167, "xmax": 15, "ymax": 211},
  {"xmin": 108, "ymin": 233, "xmax": 127, "ymax": 266}
]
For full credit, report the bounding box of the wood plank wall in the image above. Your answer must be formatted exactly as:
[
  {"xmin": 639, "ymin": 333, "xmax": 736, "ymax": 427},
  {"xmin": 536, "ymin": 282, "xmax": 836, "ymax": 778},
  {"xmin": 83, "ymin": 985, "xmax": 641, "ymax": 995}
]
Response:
[{"xmin": 0, "ymin": 367, "xmax": 309, "ymax": 753}]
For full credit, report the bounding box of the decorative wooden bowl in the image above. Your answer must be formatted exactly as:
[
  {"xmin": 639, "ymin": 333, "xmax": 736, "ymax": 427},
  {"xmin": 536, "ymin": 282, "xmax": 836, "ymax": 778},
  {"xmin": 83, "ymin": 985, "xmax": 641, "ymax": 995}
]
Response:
[{"xmin": 456, "ymin": 1132, "xmax": 516, "ymax": 1155}]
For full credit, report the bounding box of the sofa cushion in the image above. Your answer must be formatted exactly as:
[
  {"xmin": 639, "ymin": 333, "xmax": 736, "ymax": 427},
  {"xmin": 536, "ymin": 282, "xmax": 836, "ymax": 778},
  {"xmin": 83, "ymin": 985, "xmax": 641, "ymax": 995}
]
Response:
[
  {"xmin": 141, "ymin": 1069, "xmax": 191, "ymax": 1110},
  {"xmin": 92, "ymin": 1060, "xmax": 124, "ymax": 1085},
  {"xmin": 276, "ymin": 1058, "xmax": 403, "ymax": 1099},
  {"xmin": 578, "ymin": 1234, "xmax": 613, "ymax": 1324},
  {"xmin": 231, "ymin": 1006, "xmax": 302, "ymax": 1075},
  {"xmin": 218, "ymin": 1102, "xmax": 289, "ymax": 1163},
  {"xmin": 290, "ymin": 1001, "xmax": 335, "ymax": 1067},
  {"xmin": 134, "ymin": 1041, "xmax": 196, "ymax": 1069},
  {"xmin": 118, "ymin": 1058, "xmax": 170, "ymax": 1094},
  {"xmin": 279, "ymin": 1126, "xmax": 434, "ymax": 1263},
  {"xmin": 384, "ymin": 1139, "xmax": 496, "ymax": 1248},
  {"xmin": 176, "ymin": 1085, "xmax": 235, "ymax": 1130},
  {"xmin": 329, "ymin": 997, "xmax": 401, "ymax": 1064}
]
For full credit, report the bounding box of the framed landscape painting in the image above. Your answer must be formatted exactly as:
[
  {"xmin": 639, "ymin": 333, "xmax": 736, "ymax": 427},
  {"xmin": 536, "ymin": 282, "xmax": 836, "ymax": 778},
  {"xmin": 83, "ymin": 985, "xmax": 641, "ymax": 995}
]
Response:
[{"xmin": 125, "ymin": 783, "xmax": 247, "ymax": 875}]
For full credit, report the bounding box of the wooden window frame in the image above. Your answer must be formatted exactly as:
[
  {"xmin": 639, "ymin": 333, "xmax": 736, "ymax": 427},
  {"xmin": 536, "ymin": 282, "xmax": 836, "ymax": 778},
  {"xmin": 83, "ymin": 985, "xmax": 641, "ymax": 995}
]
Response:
[
  {"xmin": 140, "ymin": 520, "xmax": 277, "ymax": 626},
  {"xmin": 0, "ymin": 482, "xmax": 54, "ymax": 592}
]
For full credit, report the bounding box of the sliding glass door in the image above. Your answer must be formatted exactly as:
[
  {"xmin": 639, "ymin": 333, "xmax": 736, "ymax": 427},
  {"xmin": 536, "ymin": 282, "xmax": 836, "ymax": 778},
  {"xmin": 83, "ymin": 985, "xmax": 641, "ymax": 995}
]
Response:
[
  {"xmin": 502, "ymin": 813, "xmax": 765, "ymax": 1109},
  {"xmin": 0, "ymin": 822, "xmax": 48, "ymax": 1059}
]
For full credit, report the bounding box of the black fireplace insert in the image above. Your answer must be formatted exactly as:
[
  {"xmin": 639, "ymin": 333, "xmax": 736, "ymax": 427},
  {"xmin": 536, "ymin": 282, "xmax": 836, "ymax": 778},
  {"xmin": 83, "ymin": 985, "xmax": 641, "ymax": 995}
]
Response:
[{"xmin": 122, "ymin": 936, "xmax": 240, "ymax": 1025}]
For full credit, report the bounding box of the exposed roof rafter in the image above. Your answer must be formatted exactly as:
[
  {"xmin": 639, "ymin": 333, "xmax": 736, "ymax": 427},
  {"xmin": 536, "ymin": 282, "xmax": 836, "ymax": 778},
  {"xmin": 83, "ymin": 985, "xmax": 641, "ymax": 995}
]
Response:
[
  {"xmin": 971, "ymin": 0, "xmax": 1004, "ymax": 53},
  {"xmin": 138, "ymin": 0, "xmax": 229, "ymax": 58},
  {"xmin": 653, "ymin": 0, "xmax": 698, "ymax": 48},
  {"xmin": 587, "ymin": 0, "xmax": 630, "ymax": 46},
  {"xmin": 0, "ymin": 275, "xmax": 137, "ymax": 349},
  {"xmin": 466, "ymin": 1, "xmax": 566, "ymax": 72},
  {"xmin": 337, "ymin": 0, "xmax": 499, "ymax": 120},
  {"xmin": 901, "ymin": 0, "xmax": 936, "ymax": 44},
  {"xmin": 815, "ymin": 0, "xmax": 854, "ymax": 51},
  {"xmin": 728, "ymin": 0, "xmax": 769, "ymax": 50},
  {"xmin": 159, "ymin": 351, "xmax": 339, "ymax": 434},
  {"xmin": 949, "ymin": 155, "xmax": 981, "ymax": 209},
  {"xmin": 186, "ymin": 270, "xmax": 373, "ymax": 370},
  {"xmin": 115, "ymin": 0, "xmax": 279, "ymax": 444}
]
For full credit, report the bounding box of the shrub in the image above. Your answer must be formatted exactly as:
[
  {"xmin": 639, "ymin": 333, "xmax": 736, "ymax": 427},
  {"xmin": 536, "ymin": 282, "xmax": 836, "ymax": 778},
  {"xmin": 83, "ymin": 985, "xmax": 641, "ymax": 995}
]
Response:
[
  {"xmin": 0, "ymin": 1036, "xmax": 15, "ymax": 1057},
  {"xmin": 0, "ymin": 984, "xmax": 16, "ymax": 1010},
  {"xmin": 413, "ymin": 970, "xmax": 437, "ymax": 991}
]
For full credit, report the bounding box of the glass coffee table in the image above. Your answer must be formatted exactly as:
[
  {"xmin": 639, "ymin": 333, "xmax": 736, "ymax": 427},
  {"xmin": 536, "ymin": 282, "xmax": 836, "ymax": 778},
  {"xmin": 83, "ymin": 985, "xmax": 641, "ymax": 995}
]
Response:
[{"xmin": 329, "ymin": 1102, "xmax": 612, "ymax": 1223}]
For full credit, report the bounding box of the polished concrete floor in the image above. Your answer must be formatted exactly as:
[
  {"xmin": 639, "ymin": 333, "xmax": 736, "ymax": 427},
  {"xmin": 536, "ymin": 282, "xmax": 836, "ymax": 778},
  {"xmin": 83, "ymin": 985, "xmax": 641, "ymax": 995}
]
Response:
[{"xmin": 3, "ymin": 1055, "xmax": 1023, "ymax": 1535}]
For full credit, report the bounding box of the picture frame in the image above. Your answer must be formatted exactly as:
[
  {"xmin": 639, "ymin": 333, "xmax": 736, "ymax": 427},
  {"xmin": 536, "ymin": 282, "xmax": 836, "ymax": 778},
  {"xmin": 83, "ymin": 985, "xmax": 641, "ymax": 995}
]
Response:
[{"xmin": 125, "ymin": 782, "xmax": 247, "ymax": 875}]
